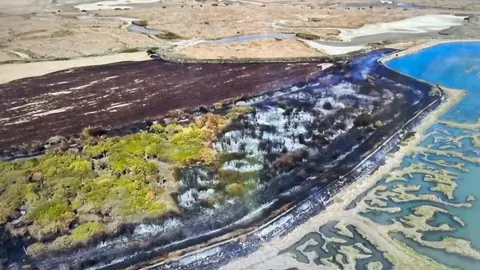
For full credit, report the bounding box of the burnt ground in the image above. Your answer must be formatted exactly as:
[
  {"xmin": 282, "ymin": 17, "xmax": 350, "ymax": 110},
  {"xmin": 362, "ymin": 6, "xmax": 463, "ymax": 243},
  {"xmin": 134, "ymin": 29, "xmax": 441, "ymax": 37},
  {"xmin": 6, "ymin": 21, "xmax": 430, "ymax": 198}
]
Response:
[
  {"xmin": 0, "ymin": 49, "xmax": 445, "ymax": 269},
  {"xmin": 0, "ymin": 59, "xmax": 323, "ymax": 150}
]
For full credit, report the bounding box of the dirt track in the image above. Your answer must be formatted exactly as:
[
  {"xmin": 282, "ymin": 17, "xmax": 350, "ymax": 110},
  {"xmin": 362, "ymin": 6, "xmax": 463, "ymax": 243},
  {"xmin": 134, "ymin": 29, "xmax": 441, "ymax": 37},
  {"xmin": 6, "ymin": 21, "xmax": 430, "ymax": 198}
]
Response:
[{"xmin": 0, "ymin": 59, "xmax": 323, "ymax": 149}]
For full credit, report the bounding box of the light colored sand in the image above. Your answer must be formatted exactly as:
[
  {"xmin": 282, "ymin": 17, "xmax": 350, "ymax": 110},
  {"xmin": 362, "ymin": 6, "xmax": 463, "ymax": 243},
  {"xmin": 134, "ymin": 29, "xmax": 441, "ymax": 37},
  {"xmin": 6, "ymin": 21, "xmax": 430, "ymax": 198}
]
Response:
[
  {"xmin": 177, "ymin": 13, "xmax": 459, "ymax": 58},
  {"xmin": 339, "ymin": 15, "xmax": 465, "ymax": 42},
  {"xmin": 0, "ymin": 52, "xmax": 150, "ymax": 84},
  {"xmin": 297, "ymin": 15, "xmax": 465, "ymax": 55},
  {"xmin": 301, "ymin": 40, "xmax": 364, "ymax": 55},
  {"xmin": 380, "ymin": 39, "xmax": 480, "ymax": 64}
]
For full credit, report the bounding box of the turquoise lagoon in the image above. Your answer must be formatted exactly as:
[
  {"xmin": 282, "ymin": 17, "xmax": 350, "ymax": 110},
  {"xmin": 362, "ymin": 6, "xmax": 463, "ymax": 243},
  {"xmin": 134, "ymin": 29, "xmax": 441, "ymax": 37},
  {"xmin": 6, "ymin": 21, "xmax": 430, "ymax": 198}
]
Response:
[{"xmin": 370, "ymin": 42, "xmax": 480, "ymax": 269}]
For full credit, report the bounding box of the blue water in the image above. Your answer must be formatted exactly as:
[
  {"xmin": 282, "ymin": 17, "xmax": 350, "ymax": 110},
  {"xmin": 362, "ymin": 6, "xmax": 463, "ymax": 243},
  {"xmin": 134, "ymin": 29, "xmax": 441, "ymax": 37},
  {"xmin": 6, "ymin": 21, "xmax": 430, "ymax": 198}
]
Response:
[
  {"xmin": 388, "ymin": 42, "xmax": 480, "ymax": 122},
  {"xmin": 381, "ymin": 42, "xmax": 480, "ymax": 269}
]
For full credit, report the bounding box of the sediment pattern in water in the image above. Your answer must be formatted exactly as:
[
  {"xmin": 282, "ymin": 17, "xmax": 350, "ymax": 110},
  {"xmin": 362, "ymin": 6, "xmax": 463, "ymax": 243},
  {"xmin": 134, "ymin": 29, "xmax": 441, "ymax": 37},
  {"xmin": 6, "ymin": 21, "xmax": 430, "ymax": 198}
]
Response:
[{"xmin": 279, "ymin": 119, "xmax": 480, "ymax": 270}]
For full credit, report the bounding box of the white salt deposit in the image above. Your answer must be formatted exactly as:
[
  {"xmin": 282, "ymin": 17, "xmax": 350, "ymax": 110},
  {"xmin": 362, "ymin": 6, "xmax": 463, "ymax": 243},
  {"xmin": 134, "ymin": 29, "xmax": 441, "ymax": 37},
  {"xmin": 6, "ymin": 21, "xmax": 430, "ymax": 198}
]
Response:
[
  {"xmin": 107, "ymin": 103, "xmax": 130, "ymax": 110},
  {"xmin": 48, "ymin": 91, "xmax": 72, "ymax": 96},
  {"xmin": 32, "ymin": 106, "xmax": 74, "ymax": 117},
  {"xmin": 329, "ymin": 83, "xmax": 357, "ymax": 98}
]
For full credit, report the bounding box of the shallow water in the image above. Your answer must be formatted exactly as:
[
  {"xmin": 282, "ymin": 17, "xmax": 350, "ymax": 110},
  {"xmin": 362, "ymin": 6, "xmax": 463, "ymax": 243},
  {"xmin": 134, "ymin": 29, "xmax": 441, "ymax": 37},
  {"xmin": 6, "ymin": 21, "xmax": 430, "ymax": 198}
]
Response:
[
  {"xmin": 127, "ymin": 22, "xmax": 295, "ymax": 44},
  {"xmin": 377, "ymin": 42, "xmax": 480, "ymax": 269}
]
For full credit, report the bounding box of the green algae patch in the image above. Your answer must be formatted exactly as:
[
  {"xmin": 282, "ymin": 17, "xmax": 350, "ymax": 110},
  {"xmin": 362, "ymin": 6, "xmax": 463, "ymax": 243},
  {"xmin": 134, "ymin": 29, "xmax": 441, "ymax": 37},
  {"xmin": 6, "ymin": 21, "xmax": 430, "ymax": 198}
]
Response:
[
  {"xmin": 155, "ymin": 31, "xmax": 182, "ymax": 40},
  {"xmin": 295, "ymin": 33, "xmax": 321, "ymax": 40}
]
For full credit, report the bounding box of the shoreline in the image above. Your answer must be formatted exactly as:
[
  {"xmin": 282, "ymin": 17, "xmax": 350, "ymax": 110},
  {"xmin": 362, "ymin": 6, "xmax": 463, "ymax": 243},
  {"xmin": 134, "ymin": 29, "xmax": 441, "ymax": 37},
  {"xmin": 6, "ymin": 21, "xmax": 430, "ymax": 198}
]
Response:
[
  {"xmin": 221, "ymin": 42, "xmax": 471, "ymax": 269},
  {"xmin": 221, "ymin": 83, "xmax": 467, "ymax": 270},
  {"xmin": 380, "ymin": 39, "xmax": 480, "ymax": 63}
]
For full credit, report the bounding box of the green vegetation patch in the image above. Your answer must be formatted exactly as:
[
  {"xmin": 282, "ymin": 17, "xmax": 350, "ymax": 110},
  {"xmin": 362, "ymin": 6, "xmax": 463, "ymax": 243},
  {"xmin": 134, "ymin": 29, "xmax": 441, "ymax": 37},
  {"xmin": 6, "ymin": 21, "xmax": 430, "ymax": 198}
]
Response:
[
  {"xmin": 0, "ymin": 113, "xmax": 236, "ymax": 255},
  {"xmin": 87, "ymin": 114, "xmax": 226, "ymax": 169}
]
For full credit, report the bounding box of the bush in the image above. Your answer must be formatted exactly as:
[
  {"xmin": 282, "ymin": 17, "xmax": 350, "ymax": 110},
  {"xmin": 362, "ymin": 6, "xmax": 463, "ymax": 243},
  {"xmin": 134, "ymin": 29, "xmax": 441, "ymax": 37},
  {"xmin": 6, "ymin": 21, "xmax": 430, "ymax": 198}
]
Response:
[
  {"xmin": 155, "ymin": 31, "xmax": 182, "ymax": 40},
  {"xmin": 295, "ymin": 33, "xmax": 321, "ymax": 40}
]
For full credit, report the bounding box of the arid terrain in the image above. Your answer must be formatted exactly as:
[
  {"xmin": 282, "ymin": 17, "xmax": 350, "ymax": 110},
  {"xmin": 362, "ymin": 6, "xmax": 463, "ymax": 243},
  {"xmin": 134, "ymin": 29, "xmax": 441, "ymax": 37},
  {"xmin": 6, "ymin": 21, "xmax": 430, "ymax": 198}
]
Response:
[{"xmin": 1, "ymin": 0, "xmax": 476, "ymax": 62}]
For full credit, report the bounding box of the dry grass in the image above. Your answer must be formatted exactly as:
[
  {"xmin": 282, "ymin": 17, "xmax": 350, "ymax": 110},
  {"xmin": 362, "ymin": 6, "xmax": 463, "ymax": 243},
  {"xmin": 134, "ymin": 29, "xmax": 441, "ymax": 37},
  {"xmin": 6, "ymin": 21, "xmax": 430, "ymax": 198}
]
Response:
[{"xmin": 177, "ymin": 39, "xmax": 326, "ymax": 59}]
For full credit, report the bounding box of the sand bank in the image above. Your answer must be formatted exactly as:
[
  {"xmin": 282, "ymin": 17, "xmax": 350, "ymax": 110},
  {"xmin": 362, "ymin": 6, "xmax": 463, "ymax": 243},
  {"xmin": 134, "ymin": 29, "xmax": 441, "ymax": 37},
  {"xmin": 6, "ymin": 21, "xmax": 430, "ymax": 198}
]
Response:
[
  {"xmin": 339, "ymin": 15, "xmax": 465, "ymax": 42},
  {"xmin": 0, "ymin": 52, "xmax": 151, "ymax": 85}
]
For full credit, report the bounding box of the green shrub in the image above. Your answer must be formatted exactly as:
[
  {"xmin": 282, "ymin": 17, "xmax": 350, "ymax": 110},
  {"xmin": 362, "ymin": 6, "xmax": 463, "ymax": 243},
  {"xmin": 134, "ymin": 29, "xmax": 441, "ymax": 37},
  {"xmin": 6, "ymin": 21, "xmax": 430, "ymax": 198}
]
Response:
[
  {"xmin": 28, "ymin": 199, "xmax": 75, "ymax": 226},
  {"xmin": 155, "ymin": 31, "xmax": 182, "ymax": 40},
  {"xmin": 69, "ymin": 222, "xmax": 107, "ymax": 245}
]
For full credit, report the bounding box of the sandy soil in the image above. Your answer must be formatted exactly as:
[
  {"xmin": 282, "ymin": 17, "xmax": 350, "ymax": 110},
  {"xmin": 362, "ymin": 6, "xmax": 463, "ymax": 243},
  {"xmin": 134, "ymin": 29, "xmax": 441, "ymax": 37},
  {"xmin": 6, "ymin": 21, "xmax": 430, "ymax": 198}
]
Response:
[
  {"xmin": 176, "ymin": 39, "xmax": 327, "ymax": 59},
  {"xmin": 0, "ymin": 52, "xmax": 151, "ymax": 84},
  {"xmin": 0, "ymin": 13, "xmax": 162, "ymax": 62}
]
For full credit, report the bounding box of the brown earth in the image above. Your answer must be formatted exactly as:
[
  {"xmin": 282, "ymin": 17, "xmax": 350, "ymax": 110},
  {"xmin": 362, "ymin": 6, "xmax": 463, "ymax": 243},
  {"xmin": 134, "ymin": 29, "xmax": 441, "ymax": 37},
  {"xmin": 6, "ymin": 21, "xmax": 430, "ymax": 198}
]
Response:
[{"xmin": 0, "ymin": 59, "xmax": 325, "ymax": 149}]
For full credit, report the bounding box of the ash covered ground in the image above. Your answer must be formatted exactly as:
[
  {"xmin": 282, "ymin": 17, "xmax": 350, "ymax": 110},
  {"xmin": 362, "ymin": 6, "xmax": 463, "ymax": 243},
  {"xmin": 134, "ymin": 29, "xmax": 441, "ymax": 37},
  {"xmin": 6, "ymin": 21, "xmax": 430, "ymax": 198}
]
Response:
[{"xmin": 0, "ymin": 60, "xmax": 323, "ymax": 152}]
